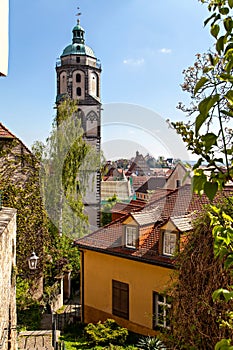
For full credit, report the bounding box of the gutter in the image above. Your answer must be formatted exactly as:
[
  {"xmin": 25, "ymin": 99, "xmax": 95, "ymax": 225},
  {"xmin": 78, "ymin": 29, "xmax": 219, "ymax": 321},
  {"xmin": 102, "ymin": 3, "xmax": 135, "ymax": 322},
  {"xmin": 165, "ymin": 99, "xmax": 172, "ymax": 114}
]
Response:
[{"xmin": 77, "ymin": 244, "xmax": 175, "ymax": 270}]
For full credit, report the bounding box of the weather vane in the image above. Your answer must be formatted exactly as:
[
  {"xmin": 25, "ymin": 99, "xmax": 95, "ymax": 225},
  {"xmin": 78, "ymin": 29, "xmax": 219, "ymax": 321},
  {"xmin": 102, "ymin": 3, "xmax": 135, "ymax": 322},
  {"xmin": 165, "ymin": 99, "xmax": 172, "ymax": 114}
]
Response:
[{"xmin": 76, "ymin": 6, "xmax": 82, "ymax": 23}]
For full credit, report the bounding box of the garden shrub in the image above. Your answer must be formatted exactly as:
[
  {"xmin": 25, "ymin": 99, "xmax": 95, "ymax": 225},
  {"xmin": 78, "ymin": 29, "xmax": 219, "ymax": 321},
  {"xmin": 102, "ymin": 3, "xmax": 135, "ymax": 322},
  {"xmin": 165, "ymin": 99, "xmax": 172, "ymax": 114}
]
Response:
[{"xmin": 84, "ymin": 319, "xmax": 128, "ymax": 346}]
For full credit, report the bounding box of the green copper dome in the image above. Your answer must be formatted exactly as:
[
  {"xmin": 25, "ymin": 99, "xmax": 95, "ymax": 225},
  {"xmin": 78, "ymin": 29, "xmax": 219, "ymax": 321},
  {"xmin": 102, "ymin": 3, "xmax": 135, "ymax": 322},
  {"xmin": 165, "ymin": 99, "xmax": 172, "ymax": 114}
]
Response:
[
  {"xmin": 61, "ymin": 43, "xmax": 95, "ymax": 58},
  {"xmin": 61, "ymin": 19, "xmax": 95, "ymax": 58},
  {"xmin": 72, "ymin": 23, "xmax": 85, "ymax": 32}
]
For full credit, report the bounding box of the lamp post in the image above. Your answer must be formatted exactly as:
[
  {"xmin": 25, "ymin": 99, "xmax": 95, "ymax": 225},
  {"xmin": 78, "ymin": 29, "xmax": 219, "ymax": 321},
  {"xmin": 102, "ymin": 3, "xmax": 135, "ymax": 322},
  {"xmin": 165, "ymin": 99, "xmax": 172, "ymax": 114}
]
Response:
[{"xmin": 28, "ymin": 251, "xmax": 39, "ymax": 270}]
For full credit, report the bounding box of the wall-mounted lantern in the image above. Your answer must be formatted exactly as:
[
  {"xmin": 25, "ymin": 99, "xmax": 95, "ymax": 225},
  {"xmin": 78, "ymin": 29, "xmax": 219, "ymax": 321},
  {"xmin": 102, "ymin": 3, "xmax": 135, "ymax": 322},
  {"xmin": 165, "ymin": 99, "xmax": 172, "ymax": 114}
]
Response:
[{"xmin": 28, "ymin": 252, "xmax": 39, "ymax": 270}]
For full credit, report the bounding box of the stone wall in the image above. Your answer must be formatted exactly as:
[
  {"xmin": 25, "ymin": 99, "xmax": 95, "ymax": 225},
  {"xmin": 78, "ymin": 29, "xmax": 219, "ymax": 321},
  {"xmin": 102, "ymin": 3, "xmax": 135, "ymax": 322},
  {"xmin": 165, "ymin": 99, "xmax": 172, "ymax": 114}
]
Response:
[{"xmin": 0, "ymin": 207, "xmax": 17, "ymax": 350}]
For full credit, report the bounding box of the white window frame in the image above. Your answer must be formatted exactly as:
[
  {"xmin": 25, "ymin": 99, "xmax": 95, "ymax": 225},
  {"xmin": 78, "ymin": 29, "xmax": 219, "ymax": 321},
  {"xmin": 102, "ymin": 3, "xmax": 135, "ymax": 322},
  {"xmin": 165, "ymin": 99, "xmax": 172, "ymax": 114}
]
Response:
[
  {"xmin": 163, "ymin": 231, "xmax": 177, "ymax": 256},
  {"xmin": 153, "ymin": 293, "xmax": 171, "ymax": 329},
  {"xmin": 125, "ymin": 226, "xmax": 137, "ymax": 249}
]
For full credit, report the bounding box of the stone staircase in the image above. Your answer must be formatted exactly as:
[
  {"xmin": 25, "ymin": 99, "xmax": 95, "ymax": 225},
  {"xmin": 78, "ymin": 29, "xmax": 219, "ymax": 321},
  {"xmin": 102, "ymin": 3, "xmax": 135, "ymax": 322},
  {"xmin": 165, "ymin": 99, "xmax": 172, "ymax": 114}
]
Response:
[{"xmin": 18, "ymin": 330, "xmax": 58, "ymax": 350}]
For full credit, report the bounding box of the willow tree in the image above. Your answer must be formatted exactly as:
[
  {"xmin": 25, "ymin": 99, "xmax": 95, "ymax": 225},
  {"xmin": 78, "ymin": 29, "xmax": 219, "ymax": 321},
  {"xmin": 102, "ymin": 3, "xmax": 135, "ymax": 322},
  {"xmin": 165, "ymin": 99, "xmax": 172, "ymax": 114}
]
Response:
[{"xmin": 37, "ymin": 97, "xmax": 100, "ymax": 238}]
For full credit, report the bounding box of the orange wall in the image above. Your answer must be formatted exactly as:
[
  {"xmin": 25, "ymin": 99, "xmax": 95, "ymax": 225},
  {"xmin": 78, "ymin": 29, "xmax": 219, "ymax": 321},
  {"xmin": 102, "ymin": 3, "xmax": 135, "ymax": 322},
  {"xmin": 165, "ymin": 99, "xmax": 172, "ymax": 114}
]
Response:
[{"xmin": 81, "ymin": 249, "xmax": 174, "ymax": 335}]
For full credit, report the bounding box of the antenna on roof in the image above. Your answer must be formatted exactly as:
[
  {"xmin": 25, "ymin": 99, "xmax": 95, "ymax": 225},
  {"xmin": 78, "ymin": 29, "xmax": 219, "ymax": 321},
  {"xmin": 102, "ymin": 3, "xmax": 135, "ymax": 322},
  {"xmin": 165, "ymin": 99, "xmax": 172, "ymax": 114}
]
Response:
[{"xmin": 76, "ymin": 6, "xmax": 82, "ymax": 24}]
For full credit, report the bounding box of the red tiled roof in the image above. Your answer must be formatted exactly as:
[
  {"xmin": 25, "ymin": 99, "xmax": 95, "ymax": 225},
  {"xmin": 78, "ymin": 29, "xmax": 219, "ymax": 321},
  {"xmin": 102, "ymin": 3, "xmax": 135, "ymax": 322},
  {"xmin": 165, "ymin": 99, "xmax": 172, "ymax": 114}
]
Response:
[
  {"xmin": 76, "ymin": 184, "xmax": 233, "ymax": 267},
  {"xmin": 131, "ymin": 206, "xmax": 161, "ymax": 226},
  {"xmin": 0, "ymin": 122, "xmax": 33, "ymax": 156},
  {"xmin": 130, "ymin": 199, "xmax": 145, "ymax": 206},
  {"xmin": 148, "ymin": 189, "xmax": 173, "ymax": 202},
  {"xmin": 0, "ymin": 123, "xmax": 15, "ymax": 138},
  {"xmin": 130, "ymin": 176, "xmax": 149, "ymax": 190},
  {"xmin": 136, "ymin": 177, "xmax": 166, "ymax": 194},
  {"xmin": 111, "ymin": 200, "xmax": 146, "ymax": 215},
  {"xmin": 170, "ymin": 215, "xmax": 193, "ymax": 232}
]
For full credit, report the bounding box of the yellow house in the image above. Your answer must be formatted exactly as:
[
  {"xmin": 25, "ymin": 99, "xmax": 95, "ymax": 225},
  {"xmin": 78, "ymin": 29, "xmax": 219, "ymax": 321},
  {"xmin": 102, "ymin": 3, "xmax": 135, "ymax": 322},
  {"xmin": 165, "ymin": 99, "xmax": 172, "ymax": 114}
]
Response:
[{"xmin": 76, "ymin": 184, "xmax": 232, "ymax": 335}]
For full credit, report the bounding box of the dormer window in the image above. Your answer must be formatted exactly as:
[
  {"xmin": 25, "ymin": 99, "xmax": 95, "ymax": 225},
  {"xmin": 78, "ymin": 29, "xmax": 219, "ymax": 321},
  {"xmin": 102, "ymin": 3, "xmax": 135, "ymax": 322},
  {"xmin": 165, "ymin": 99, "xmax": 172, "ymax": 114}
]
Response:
[
  {"xmin": 125, "ymin": 226, "xmax": 137, "ymax": 249},
  {"xmin": 163, "ymin": 232, "xmax": 176, "ymax": 256}
]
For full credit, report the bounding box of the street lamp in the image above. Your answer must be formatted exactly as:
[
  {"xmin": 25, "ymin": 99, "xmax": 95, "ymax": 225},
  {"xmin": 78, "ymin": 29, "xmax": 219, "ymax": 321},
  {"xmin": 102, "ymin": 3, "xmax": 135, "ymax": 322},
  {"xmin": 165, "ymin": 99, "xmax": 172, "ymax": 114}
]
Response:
[{"xmin": 28, "ymin": 252, "xmax": 39, "ymax": 270}]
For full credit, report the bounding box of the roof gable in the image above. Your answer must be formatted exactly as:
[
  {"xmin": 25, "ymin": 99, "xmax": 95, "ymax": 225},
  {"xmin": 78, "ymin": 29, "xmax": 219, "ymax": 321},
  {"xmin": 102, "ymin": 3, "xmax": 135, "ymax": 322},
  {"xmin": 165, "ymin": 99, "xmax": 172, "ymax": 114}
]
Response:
[
  {"xmin": 136, "ymin": 177, "xmax": 166, "ymax": 194},
  {"xmin": 0, "ymin": 123, "xmax": 15, "ymax": 138},
  {"xmin": 161, "ymin": 215, "xmax": 193, "ymax": 232},
  {"xmin": 0, "ymin": 122, "xmax": 32, "ymax": 155},
  {"xmin": 131, "ymin": 206, "xmax": 161, "ymax": 226}
]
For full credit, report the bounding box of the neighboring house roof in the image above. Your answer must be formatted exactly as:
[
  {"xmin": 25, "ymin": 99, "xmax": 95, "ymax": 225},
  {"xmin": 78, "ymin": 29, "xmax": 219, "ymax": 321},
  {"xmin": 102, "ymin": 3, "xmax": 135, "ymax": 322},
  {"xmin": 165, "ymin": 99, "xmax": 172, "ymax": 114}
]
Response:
[
  {"xmin": 130, "ymin": 206, "xmax": 161, "ymax": 226},
  {"xmin": 131, "ymin": 176, "xmax": 149, "ymax": 191},
  {"xmin": 149, "ymin": 189, "xmax": 173, "ymax": 202},
  {"xmin": 0, "ymin": 123, "xmax": 15, "ymax": 138},
  {"xmin": 111, "ymin": 200, "xmax": 146, "ymax": 216},
  {"xmin": 76, "ymin": 184, "xmax": 233, "ymax": 267},
  {"xmin": 0, "ymin": 122, "xmax": 32, "ymax": 154},
  {"xmin": 127, "ymin": 151, "xmax": 151, "ymax": 176},
  {"xmin": 103, "ymin": 163, "xmax": 125, "ymax": 180},
  {"xmin": 170, "ymin": 215, "xmax": 193, "ymax": 232},
  {"xmin": 136, "ymin": 177, "xmax": 167, "ymax": 194},
  {"xmin": 165, "ymin": 162, "xmax": 190, "ymax": 181},
  {"xmin": 101, "ymin": 179, "xmax": 133, "ymax": 201}
]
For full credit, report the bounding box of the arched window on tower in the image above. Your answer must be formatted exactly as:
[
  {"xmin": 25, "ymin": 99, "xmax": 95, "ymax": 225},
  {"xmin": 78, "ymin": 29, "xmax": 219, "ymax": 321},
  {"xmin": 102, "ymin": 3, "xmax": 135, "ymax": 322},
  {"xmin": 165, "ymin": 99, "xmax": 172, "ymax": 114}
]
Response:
[
  {"xmin": 90, "ymin": 72, "xmax": 99, "ymax": 97},
  {"xmin": 76, "ymin": 73, "xmax": 81, "ymax": 83},
  {"xmin": 76, "ymin": 87, "xmax": 82, "ymax": 96},
  {"xmin": 60, "ymin": 72, "xmax": 67, "ymax": 94}
]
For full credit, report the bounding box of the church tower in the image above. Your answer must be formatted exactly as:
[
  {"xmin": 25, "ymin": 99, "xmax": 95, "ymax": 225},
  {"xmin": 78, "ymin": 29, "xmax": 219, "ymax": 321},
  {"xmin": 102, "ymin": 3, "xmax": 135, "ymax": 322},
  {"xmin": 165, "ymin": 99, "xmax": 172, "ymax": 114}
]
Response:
[{"xmin": 56, "ymin": 15, "xmax": 101, "ymax": 231}]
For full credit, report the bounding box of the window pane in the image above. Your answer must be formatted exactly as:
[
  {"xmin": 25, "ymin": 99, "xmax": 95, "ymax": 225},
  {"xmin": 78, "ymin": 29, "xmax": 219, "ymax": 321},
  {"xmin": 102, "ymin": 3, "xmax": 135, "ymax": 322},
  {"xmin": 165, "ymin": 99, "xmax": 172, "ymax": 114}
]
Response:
[
  {"xmin": 126, "ymin": 227, "xmax": 137, "ymax": 248},
  {"xmin": 163, "ymin": 232, "xmax": 176, "ymax": 255},
  {"xmin": 153, "ymin": 292, "xmax": 172, "ymax": 330}
]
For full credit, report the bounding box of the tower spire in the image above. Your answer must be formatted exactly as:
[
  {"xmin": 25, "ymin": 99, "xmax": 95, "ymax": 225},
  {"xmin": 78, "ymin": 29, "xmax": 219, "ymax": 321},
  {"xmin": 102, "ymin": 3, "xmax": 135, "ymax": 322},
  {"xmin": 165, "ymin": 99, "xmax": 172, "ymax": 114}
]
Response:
[
  {"xmin": 72, "ymin": 7, "xmax": 85, "ymax": 45},
  {"xmin": 76, "ymin": 7, "xmax": 82, "ymax": 24}
]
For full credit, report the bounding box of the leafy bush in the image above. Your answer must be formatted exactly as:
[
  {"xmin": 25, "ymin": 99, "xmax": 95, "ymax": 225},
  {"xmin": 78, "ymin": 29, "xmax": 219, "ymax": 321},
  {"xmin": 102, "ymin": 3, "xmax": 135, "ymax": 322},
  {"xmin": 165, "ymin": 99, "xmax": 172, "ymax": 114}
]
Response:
[
  {"xmin": 137, "ymin": 336, "xmax": 166, "ymax": 350},
  {"xmin": 16, "ymin": 276, "xmax": 43, "ymax": 330},
  {"xmin": 84, "ymin": 319, "xmax": 128, "ymax": 346}
]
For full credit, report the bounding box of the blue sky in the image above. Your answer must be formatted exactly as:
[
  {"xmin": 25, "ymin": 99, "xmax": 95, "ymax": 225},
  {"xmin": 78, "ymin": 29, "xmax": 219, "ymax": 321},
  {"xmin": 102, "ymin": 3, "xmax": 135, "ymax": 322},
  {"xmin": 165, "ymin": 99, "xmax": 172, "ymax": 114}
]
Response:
[{"xmin": 0, "ymin": 0, "xmax": 212, "ymax": 159}]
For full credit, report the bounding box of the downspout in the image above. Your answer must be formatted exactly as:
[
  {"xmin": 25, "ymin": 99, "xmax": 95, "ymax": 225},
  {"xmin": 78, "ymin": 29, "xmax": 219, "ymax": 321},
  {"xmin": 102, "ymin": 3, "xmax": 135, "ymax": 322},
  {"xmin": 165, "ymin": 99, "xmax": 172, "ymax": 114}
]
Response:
[{"xmin": 80, "ymin": 250, "xmax": 85, "ymax": 322}]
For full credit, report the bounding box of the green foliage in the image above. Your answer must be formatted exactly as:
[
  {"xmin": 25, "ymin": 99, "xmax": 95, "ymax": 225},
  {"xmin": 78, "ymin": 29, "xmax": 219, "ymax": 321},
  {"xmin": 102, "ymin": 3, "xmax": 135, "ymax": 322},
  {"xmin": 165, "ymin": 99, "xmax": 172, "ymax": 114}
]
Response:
[
  {"xmin": 0, "ymin": 133, "xmax": 49, "ymax": 326},
  {"xmin": 84, "ymin": 319, "xmax": 128, "ymax": 346},
  {"xmin": 0, "ymin": 141, "xmax": 49, "ymax": 274},
  {"xmin": 101, "ymin": 194, "xmax": 119, "ymax": 226},
  {"xmin": 35, "ymin": 97, "xmax": 100, "ymax": 237},
  {"xmin": 171, "ymin": 1, "xmax": 233, "ymax": 348},
  {"xmin": 44, "ymin": 222, "xmax": 80, "ymax": 283},
  {"xmin": 215, "ymin": 339, "xmax": 233, "ymax": 350},
  {"xmin": 60, "ymin": 322, "xmax": 136, "ymax": 349},
  {"xmin": 173, "ymin": 0, "xmax": 233, "ymax": 200},
  {"xmin": 16, "ymin": 276, "xmax": 42, "ymax": 330},
  {"xmin": 136, "ymin": 336, "xmax": 166, "ymax": 350},
  {"xmin": 166, "ymin": 206, "xmax": 233, "ymax": 349}
]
